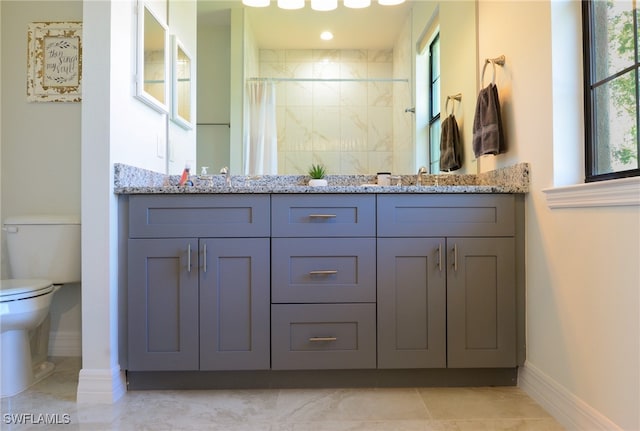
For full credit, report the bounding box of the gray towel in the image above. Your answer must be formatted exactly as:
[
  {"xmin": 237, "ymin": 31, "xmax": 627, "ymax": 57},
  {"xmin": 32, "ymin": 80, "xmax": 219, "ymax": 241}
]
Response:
[
  {"xmin": 440, "ymin": 114, "xmax": 462, "ymax": 171},
  {"xmin": 472, "ymin": 83, "xmax": 504, "ymax": 157}
]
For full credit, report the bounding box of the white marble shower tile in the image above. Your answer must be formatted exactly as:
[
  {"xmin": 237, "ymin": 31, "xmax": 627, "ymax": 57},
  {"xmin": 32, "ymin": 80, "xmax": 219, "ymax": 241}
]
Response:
[
  {"xmin": 341, "ymin": 81, "xmax": 368, "ymax": 107},
  {"xmin": 367, "ymin": 106, "xmax": 393, "ymax": 151},
  {"xmin": 368, "ymin": 49, "xmax": 394, "ymax": 63},
  {"xmin": 313, "ymin": 81, "xmax": 340, "ymax": 106},
  {"xmin": 285, "ymin": 80, "xmax": 313, "ymax": 106},
  {"xmin": 312, "ymin": 107, "xmax": 341, "ymax": 151},
  {"xmin": 340, "ymin": 50, "xmax": 368, "ymax": 62}
]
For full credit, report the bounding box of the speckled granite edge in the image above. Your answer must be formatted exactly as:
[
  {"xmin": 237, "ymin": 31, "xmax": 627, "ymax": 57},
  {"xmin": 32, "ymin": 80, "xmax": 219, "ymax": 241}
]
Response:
[{"xmin": 114, "ymin": 163, "xmax": 529, "ymax": 194}]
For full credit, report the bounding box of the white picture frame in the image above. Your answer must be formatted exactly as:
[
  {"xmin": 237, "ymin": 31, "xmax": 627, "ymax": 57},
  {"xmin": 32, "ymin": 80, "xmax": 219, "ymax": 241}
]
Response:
[
  {"xmin": 135, "ymin": 1, "xmax": 169, "ymax": 113},
  {"xmin": 171, "ymin": 35, "xmax": 194, "ymax": 129}
]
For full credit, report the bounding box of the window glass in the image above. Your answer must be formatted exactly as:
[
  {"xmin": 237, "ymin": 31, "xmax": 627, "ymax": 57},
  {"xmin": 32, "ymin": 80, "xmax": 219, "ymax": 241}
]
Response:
[{"xmin": 584, "ymin": 0, "xmax": 639, "ymax": 181}]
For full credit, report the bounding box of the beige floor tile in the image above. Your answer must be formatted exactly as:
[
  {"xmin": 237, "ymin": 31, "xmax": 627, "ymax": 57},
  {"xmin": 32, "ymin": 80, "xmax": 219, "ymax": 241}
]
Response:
[
  {"xmin": 417, "ymin": 387, "xmax": 554, "ymax": 420},
  {"xmin": 1, "ymin": 358, "xmax": 565, "ymax": 431},
  {"xmin": 273, "ymin": 388, "xmax": 430, "ymax": 422}
]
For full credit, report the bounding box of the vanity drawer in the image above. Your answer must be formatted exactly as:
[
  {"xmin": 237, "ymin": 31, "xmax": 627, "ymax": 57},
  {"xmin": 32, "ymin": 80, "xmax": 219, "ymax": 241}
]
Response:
[
  {"xmin": 272, "ymin": 238, "xmax": 376, "ymax": 303},
  {"xmin": 129, "ymin": 194, "xmax": 270, "ymax": 238},
  {"xmin": 271, "ymin": 194, "xmax": 375, "ymax": 237},
  {"xmin": 377, "ymin": 194, "xmax": 515, "ymax": 237},
  {"xmin": 271, "ymin": 303, "xmax": 376, "ymax": 370}
]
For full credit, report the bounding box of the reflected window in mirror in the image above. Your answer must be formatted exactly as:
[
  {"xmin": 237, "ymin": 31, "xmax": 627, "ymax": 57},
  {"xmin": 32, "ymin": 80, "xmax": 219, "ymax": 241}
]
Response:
[
  {"xmin": 136, "ymin": 2, "xmax": 169, "ymax": 113},
  {"xmin": 428, "ymin": 33, "xmax": 441, "ymax": 174},
  {"xmin": 171, "ymin": 36, "xmax": 194, "ymax": 129}
]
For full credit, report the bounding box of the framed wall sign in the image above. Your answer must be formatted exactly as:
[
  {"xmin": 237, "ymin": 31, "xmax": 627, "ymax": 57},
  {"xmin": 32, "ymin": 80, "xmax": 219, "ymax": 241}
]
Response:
[{"xmin": 27, "ymin": 21, "xmax": 82, "ymax": 102}]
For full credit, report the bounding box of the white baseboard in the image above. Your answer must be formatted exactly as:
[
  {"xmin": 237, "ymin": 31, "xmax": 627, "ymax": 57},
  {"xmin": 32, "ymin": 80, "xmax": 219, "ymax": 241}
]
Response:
[
  {"xmin": 48, "ymin": 331, "xmax": 82, "ymax": 357},
  {"xmin": 519, "ymin": 361, "xmax": 623, "ymax": 431},
  {"xmin": 76, "ymin": 366, "xmax": 126, "ymax": 404}
]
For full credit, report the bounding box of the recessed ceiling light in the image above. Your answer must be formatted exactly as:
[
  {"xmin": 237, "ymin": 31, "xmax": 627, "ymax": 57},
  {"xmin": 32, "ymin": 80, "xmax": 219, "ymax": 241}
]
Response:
[{"xmin": 320, "ymin": 31, "xmax": 334, "ymax": 41}]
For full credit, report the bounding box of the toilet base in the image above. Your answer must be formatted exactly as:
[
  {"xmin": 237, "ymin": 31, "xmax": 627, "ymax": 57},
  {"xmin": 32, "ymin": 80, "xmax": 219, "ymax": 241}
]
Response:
[{"xmin": 0, "ymin": 330, "xmax": 55, "ymax": 398}]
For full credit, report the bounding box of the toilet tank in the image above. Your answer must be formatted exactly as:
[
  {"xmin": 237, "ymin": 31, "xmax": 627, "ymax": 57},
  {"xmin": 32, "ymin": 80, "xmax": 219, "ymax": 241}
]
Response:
[{"xmin": 4, "ymin": 215, "xmax": 81, "ymax": 284}]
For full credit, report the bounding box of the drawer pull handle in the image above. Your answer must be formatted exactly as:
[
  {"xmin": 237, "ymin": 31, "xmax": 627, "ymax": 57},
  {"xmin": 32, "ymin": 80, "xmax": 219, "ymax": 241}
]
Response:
[
  {"xmin": 308, "ymin": 214, "xmax": 337, "ymax": 218},
  {"xmin": 309, "ymin": 270, "xmax": 338, "ymax": 275},
  {"xmin": 309, "ymin": 337, "xmax": 337, "ymax": 342}
]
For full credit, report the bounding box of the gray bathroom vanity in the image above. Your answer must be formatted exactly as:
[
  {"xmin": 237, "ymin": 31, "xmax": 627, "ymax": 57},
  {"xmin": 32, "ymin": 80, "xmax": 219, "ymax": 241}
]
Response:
[{"xmin": 116, "ymin": 164, "xmax": 527, "ymax": 389}]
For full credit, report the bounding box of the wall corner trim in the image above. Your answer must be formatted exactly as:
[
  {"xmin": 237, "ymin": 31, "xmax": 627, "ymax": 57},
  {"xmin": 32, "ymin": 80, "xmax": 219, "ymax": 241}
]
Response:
[
  {"xmin": 542, "ymin": 176, "xmax": 640, "ymax": 209},
  {"xmin": 76, "ymin": 366, "xmax": 126, "ymax": 404},
  {"xmin": 518, "ymin": 361, "xmax": 624, "ymax": 431}
]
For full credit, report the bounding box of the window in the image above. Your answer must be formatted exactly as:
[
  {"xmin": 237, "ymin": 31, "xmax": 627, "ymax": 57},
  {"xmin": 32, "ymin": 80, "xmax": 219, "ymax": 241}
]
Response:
[
  {"xmin": 583, "ymin": 0, "xmax": 639, "ymax": 182},
  {"xmin": 428, "ymin": 34, "xmax": 441, "ymax": 174}
]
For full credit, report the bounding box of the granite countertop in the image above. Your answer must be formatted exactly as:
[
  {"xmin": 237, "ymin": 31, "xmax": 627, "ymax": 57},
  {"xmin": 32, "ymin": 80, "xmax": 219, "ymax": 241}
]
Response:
[{"xmin": 114, "ymin": 163, "xmax": 529, "ymax": 194}]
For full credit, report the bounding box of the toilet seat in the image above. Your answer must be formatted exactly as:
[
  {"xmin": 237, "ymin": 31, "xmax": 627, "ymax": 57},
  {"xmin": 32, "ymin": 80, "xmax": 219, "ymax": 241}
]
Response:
[{"xmin": 0, "ymin": 279, "xmax": 54, "ymax": 302}]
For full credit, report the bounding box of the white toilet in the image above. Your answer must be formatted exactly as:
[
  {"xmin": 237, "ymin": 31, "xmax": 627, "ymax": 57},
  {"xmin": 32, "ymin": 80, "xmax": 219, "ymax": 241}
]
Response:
[{"xmin": 1, "ymin": 215, "xmax": 80, "ymax": 398}]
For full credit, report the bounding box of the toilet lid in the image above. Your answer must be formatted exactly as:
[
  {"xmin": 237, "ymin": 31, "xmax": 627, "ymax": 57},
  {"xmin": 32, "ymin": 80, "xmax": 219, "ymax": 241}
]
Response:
[{"xmin": 0, "ymin": 279, "xmax": 54, "ymax": 302}]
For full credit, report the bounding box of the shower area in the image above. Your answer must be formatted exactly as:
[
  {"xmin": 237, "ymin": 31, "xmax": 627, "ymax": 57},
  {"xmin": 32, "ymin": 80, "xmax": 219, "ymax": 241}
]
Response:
[{"xmin": 197, "ymin": 7, "xmax": 414, "ymax": 176}]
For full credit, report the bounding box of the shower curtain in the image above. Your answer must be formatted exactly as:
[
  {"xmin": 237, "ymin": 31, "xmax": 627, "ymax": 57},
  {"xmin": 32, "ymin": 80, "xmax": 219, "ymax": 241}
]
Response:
[{"xmin": 243, "ymin": 80, "xmax": 277, "ymax": 175}]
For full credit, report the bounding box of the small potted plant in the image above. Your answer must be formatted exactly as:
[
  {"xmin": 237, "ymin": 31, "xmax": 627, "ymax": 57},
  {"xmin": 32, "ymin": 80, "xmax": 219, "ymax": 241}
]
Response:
[{"xmin": 307, "ymin": 164, "xmax": 328, "ymax": 187}]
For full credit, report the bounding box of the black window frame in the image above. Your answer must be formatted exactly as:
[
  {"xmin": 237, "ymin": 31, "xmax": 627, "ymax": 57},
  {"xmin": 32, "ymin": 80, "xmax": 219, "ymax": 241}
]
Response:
[{"xmin": 582, "ymin": 0, "xmax": 640, "ymax": 182}]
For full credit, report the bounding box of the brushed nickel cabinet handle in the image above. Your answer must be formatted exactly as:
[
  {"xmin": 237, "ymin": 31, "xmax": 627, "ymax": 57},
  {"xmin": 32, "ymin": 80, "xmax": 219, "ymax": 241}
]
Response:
[
  {"xmin": 437, "ymin": 243, "xmax": 442, "ymax": 272},
  {"xmin": 187, "ymin": 243, "xmax": 192, "ymax": 273},
  {"xmin": 309, "ymin": 337, "xmax": 338, "ymax": 342},
  {"xmin": 308, "ymin": 214, "xmax": 337, "ymax": 218},
  {"xmin": 309, "ymin": 270, "xmax": 338, "ymax": 275},
  {"xmin": 203, "ymin": 243, "xmax": 207, "ymax": 273},
  {"xmin": 453, "ymin": 243, "xmax": 458, "ymax": 272}
]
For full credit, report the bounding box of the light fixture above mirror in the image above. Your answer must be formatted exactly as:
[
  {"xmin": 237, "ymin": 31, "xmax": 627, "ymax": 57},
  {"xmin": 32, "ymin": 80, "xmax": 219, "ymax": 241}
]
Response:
[{"xmin": 242, "ymin": 0, "xmax": 405, "ymax": 10}]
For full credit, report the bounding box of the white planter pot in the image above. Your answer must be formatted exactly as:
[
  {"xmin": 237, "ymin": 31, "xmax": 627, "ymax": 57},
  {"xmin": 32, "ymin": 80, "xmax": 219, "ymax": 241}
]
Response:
[{"xmin": 308, "ymin": 179, "xmax": 328, "ymax": 187}]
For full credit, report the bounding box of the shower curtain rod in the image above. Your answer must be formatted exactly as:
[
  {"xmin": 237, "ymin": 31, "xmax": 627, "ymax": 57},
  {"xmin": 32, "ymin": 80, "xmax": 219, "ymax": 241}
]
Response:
[{"xmin": 247, "ymin": 77, "xmax": 409, "ymax": 83}]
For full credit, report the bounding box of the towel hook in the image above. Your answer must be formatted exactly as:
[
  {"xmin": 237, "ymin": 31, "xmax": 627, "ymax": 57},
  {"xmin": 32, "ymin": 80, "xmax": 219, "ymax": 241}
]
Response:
[
  {"xmin": 445, "ymin": 93, "xmax": 462, "ymax": 116},
  {"xmin": 481, "ymin": 55, "xmax": 506, "ymax": 87}
]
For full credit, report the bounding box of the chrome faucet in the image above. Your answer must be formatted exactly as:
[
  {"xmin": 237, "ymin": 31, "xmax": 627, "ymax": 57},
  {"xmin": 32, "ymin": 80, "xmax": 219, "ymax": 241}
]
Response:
[
  {"xmin": 220, "ymin": 166, "xmax": 231, "ymax": 186},
  {"xmin": 416, "ymin": 166, "xmax": 427, "ymax": 186}
]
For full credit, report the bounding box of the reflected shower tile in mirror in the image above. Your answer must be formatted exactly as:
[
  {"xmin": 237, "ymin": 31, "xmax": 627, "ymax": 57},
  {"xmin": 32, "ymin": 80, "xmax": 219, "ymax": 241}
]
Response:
[
  {"xmin": 340, "ymin": 62, "xmax": 367, "ymax": 80},
  {"xmin": 260, "ymin": 49, "xmax": 285, "ymax": 63},
  {"xmin": 368, "ymin": 152, "xmax": 394, "ymax": 174},
  {"xmin": 312, "ymin": 107, "xmax": 341, "ymax": 151},
  {"xmin": 367, "ymin": 107, "xmax": 393, "ymax": 151},
  {"xmin": 283, "ymin": 107, "xmax": 312, "ymax": 151},
  {"xmin": 368, "ymin": 49, "xmax": 393, "ymax": 63},
  {"xmin": 340, "ymin": 49, "xmax": 368, "ymax": 62},
  {"xmin": 340, "ymin": 81, "xmax": 368, "ymax": 107},
  {"xmin": 341, "ymin": 152, "xmax": 369, "ymax": 174},
  {"xmin": 313, "ymin": 81, "xmax": 340, "ymax": 106},
  {"xmin": 285, "ymin": 80, "xmax": 313, "ymax": 106},
  {"xmin": 340, "ymin": 106, "xmax": 368, "ymax": 151}
]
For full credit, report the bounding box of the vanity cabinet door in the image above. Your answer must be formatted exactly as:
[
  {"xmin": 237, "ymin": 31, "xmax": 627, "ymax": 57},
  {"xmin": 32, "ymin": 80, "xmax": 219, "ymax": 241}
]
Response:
[
  {"xmin": 377, "ymin": 238, "xmax": 447, "ymax": 368},
  {"xmin": 447, "ymin": 237, "xmax": 516, "ymax": 368},
  {"xmin": 199, "ymin": 238, "xmax": 270, "ymax": 370},
  {"xmin": 128, "ymin": 238, "xmax": 199, "ymax": 371}
]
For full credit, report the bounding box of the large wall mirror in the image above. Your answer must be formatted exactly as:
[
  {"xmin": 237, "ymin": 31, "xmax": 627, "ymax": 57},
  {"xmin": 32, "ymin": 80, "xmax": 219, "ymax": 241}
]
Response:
[
  {"xmin": 136, "ymin": 1, "xmax": 169, "ymax": 113},
  {"xmin": 197, "ymin": 1, "xmax": 478, "ymax": 175}
]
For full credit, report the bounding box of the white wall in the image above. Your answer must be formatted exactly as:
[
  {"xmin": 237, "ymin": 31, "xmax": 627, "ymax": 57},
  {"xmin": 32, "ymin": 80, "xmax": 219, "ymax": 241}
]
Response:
[
  {"xmin": 477, "ymin": 1, "xmax": 639, "ymax": 429},
  {"xmin": 77, "ymin": 0, "xmax": 197, "ymax": 403},
  {"xmin": 0, "ymin": 0, "xmax": 83, "ymax": 357}
]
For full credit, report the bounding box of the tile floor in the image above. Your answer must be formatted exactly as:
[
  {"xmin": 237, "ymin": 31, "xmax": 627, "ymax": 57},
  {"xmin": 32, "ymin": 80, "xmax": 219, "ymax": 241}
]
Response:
[{"xmin": 1, "ymin": 358, "xmax": 565, "ymax": 430}]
